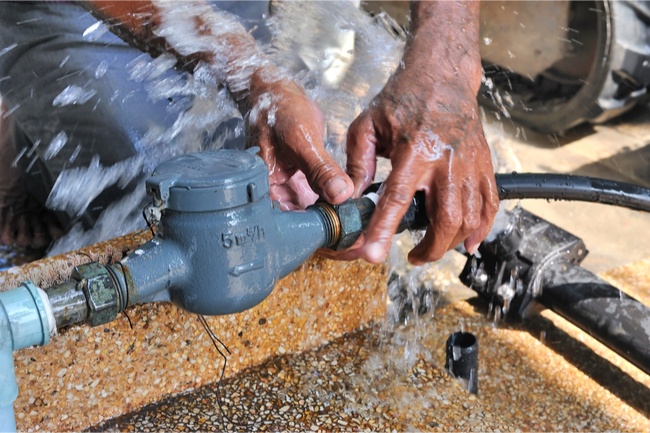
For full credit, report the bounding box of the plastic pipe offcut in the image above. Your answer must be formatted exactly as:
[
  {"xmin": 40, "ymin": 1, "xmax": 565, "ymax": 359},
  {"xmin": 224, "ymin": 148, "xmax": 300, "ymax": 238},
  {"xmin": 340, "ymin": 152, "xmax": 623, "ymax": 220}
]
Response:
[{"xmin": 446, "ymin": 331, "xmax": 479, "ymax": 395}]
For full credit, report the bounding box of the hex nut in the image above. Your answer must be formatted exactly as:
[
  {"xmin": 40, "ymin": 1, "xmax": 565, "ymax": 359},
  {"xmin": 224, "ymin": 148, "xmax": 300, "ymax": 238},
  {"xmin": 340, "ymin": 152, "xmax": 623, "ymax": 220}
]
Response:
[
  {"xmin": 332, "ymin": 200, "xmax": 364, "ymax": 251},
  {"xmin": 72, "ymin": 262, "xmax": 120, "ymax": 327}
]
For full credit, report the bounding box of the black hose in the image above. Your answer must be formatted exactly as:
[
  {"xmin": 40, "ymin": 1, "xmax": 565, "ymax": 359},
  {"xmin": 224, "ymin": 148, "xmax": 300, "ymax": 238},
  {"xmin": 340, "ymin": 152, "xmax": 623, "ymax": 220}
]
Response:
[
  {"xmin": 361, "ymin": 173, "xmax": 650, "ymax": 236},
  {"xmin": 496, "ymin": 173, "xmax": 650, "ymax": 213}
]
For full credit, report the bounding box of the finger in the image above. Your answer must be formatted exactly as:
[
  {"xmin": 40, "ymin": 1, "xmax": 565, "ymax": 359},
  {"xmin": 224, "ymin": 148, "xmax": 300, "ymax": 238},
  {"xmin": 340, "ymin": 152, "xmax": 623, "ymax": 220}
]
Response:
[
  {"xmin": 346, "ymin": 112, "xmax": 378, "ymax": 197},
  {"xmin": 408, "ymin": 179, "xmax": 463, "ymax": 265},
  {"xmin": 316, "ymin": 248, "xmax": 361, "ymax": 261},
  {"xmin": 31, "ymin": 217, "xmax": 49, "ymax": 249},
  {"xmin": 15, "ymin": 214, "xmax": 32, "ymax": 248},
  {"xmin": 270, "ymin": 184, "xmax": 300, "ymax": 211},
  {"xmin": 361, "ymin": 153, "xmax": 421, "ymax": 263},
  {"xmin": 286, "ymin": 171, "xmax": 319, "ymax": 209},
  {"xmin": 464, "ymin": 173, "xmax": 499, "ymax": 254},
  {"xmin": 45, "ymin": 216, "xmax": 65, "ymax": 243},
  {"xmin": 445, "ymin": 178, "xmax": 482, "ymax": 254},
  {"xmin": 285, "ymin": 111, "xmax": 353, "ymax": 204}
]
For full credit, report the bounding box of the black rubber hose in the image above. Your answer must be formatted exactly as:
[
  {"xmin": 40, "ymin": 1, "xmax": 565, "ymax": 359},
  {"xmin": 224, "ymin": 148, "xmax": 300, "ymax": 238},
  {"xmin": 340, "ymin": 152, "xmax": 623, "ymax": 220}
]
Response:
[
  {"xmin": 359, "ymin": 174, "xmax": 650, "ymax": 236},
  {"xmin": 539, "ymin": 262, "xmax": 650, "ymax": 376},
  {"xmin": 495, "ymin": 173, "xmax": 650, "ymax": 213}
]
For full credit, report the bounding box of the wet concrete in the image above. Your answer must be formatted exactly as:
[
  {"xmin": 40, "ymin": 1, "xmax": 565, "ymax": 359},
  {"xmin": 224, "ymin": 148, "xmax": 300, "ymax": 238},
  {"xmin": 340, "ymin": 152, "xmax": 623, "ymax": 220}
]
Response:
[{"xmin": 90, "ymin": 298, "xmax": 650, "ymax": 432}]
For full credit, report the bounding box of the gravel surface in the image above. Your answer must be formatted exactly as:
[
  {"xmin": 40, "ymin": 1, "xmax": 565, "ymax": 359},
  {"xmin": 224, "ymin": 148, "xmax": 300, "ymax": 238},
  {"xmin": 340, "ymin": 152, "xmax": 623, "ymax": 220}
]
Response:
[{"xmin": 92, "ymin": 270, "xmax": 650, "ymax": 432}]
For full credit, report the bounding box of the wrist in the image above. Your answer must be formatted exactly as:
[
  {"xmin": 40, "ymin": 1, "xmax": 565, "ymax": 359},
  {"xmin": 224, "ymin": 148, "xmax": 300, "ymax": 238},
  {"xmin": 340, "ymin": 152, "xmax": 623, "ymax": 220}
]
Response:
[
  {"xmin": 235, "ymin": 64, "xmax": 287, "ymax": 115},
  {"xmin": 405, "ymin": 1, "xmax": 482, "ymax": 93}
]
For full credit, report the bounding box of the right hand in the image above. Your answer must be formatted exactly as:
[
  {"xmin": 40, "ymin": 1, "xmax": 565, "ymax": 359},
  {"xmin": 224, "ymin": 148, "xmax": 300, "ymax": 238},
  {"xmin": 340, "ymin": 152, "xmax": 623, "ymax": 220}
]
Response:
[
  {"xmin": 244, "ymin": 70, "xmax": 354, "ymax": 210},
  {"xmin": 343, "ymin": 64, "xmax": 498, "ymax": 265}
]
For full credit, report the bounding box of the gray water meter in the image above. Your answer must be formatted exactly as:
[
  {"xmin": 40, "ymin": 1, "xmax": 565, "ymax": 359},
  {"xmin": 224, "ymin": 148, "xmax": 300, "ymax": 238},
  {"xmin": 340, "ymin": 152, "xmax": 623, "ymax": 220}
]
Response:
[{"xmin": 119, "ymin": 149, "xmax": 329, "ymax": 316}]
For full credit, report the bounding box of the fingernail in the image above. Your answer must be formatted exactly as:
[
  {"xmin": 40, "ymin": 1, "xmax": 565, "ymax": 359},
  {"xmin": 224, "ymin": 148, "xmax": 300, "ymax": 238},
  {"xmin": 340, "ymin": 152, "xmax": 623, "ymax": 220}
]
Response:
[
  {"xmin": 325, "ymin": 177, "xmax": 350, "ymax": 200},
  {"xmin": 467, "ymin": 242, "xmax": 480, "ymax": 255},
  {"xmin": 365, "ymin": 242, "xmax": 386, "ymax": 263}
]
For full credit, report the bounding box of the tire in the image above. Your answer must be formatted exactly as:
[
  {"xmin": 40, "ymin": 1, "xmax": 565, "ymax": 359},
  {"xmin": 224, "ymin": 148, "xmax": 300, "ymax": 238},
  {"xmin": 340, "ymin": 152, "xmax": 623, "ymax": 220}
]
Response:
[{"xmin": 479, "ymin": 0, "xmax": 650, "ymax": 134}]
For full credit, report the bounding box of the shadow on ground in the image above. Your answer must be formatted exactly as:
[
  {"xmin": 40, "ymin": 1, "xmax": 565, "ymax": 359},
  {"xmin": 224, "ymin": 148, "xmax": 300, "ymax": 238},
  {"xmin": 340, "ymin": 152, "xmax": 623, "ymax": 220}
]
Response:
[{"xmin": 468, "ymin": 297, "xmax": 650, "ymax": 419}]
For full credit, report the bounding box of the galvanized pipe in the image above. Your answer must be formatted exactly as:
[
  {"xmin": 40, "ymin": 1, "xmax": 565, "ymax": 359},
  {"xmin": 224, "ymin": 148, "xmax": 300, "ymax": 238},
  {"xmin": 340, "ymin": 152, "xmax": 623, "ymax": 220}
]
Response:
[{"xmin": 45, "ymin": 281, "xmax": 87, "ymax": 329}]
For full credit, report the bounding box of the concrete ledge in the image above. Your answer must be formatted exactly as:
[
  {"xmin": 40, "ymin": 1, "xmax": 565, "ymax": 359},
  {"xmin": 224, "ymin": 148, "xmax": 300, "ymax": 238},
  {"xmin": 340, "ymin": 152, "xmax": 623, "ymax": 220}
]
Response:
[{"xmin": 0, "ymin": 231, "xmax": 387, "ymax": 431}]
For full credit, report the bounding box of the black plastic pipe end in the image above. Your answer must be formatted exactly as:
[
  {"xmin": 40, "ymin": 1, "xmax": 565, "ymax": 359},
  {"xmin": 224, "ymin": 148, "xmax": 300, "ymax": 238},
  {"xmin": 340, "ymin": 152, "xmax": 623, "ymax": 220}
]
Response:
[{"xmin": 446, "ymin": 331, "xmax": 479, "ymax": 395}]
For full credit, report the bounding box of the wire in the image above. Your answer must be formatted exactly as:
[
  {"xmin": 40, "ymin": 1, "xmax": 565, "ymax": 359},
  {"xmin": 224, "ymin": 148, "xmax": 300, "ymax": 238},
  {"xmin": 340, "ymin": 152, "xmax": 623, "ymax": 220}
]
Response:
[{"xmin": 196, "ymin": 315, "xmax": 231, "ymax": 420}]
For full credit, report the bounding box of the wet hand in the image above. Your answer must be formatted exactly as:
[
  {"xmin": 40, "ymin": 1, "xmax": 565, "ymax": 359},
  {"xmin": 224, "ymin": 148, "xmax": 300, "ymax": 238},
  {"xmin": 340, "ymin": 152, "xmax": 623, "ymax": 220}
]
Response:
[
  {"xmin": 245, "ymin": 71, "xmax": 354, "ymax": 210},
  {"xmin": 344, "ymin": 67, "xmax": 499, "ymax": 265}
]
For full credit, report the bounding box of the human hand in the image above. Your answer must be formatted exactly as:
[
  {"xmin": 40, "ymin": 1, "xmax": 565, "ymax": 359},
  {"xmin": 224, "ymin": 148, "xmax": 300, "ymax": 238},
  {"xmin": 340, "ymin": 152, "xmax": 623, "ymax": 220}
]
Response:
[
  {"xmin": 245, "ymin": 70, "xmax": 354, "ymax": 210},
  {"xmin": 344, "ymin": 66, "xmax": 499, "ymax": 265}
]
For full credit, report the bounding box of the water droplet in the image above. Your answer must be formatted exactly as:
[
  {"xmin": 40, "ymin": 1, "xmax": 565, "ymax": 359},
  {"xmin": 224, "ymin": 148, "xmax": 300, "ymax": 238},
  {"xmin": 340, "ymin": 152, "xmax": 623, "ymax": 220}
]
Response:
[
  {"xmin": 58, "ymin": 55, "xmax": 70, "ymax": 68},
  {"xmin": 0, "ymin": 43, "xmax": 17, "ymax": 58},
  {"xmin": 95, "ymin": 60, "xmax": 109, "ymax": 79},
  {"xmin": 52, "ymin": 85, "xmax": 97, "ymax": 107},
  {"xmin": 83, "ymin": 21, "xmax": 109, "ymax": 41},
  {"xmin": 44, "ymin": 131, "xmax": 68, "ymax": 160}
]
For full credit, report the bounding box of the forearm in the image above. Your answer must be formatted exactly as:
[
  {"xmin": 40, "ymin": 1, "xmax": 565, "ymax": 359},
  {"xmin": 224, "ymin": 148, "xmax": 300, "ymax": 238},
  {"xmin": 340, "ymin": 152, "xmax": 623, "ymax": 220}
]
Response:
[
  {"xmin": 407, "ymin": 1, "xmax": 482, "ymax": 92},
  {"xmin": 84, "ymin": 1, "xmax": 279, "ymax": 108}
]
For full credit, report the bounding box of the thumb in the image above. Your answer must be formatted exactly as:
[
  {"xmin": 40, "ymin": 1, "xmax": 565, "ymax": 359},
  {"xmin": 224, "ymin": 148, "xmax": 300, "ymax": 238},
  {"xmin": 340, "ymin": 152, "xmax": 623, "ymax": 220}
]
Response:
[
  {"xmin": 298, "ymin": 147, "xmax": 354, "ymax": 204},
  {"xmin": 285, "ymin": 105, "xmax": 353, "ymax": 204}
]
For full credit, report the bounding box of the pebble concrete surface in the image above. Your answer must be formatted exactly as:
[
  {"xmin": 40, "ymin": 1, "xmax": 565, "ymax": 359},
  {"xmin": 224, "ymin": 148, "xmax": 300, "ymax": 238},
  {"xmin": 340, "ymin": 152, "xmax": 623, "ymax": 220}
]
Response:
[{"xmin": 93, "ymin": 253, "xmax": 650, "ymax": 432}]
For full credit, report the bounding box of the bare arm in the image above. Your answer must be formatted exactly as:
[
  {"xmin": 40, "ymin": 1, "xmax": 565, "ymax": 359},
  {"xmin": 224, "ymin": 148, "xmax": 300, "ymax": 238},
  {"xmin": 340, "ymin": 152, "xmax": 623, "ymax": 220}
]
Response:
[{"xmin": 84, "ymin": 1, "xmax": 271, "ymax": 107}]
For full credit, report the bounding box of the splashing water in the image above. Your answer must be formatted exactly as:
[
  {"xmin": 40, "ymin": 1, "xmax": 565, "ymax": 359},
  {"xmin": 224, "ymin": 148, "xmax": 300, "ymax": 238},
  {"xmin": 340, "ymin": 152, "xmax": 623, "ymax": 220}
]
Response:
[
  {"xmin": 46, "ymin": 154, "xmax": 145, "ymax": 217},
  {"xmin": 266, "ymin": 1, "xmax": 404, "ymax": 165},
  {"xmin": 43, "ymin": 131, "xmax": 68, "ymax": 160},
  {"xmin": 82, "ymin": 20, "xmax": 109, "ymax": 42},
  {"xmin": 52, "ymin": 85, "xmax": 97, "ymax": 107},
  {"xmin": 94, "ymin": 60, "xmax": 109, "ymax": 79},
  {"xmin": 0, "ymin": 43, "xmax": 17, "ymax": 58},
  {"xmin": 48, "ymin": 1, "xmax": 403, "ymax": 253},
  {"xmin": 49, "ymin": 188, "xmax": 149, "ymax": 256}
]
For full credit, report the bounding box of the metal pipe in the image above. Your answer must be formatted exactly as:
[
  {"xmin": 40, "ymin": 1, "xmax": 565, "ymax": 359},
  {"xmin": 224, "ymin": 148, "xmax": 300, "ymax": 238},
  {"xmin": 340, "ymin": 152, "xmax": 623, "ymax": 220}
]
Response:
[
  {"xmin": 45, "ymin": 281, "xmax": 87, "ymax": 329},
  {"xmin": 540, "ymin": 262, "xmax": 650, "ymax": 376}
]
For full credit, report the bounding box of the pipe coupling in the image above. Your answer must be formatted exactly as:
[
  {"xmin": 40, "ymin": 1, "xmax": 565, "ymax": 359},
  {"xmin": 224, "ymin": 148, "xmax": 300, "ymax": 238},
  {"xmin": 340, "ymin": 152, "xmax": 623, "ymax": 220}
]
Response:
[
  {"xmin": 312, "ymin": 197, "xmax": 376, "ymax": 251},
  {"xmin": 70, "ymin": 263, "xmax": 124, "ymax": 327}
]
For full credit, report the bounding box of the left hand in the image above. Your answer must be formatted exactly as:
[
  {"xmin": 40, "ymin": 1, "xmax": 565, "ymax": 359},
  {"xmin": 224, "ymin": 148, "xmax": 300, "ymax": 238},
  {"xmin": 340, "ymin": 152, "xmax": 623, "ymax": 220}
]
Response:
[{"xmin": 245, "ymin": 69, "xmax": 354, "ymax": 210}]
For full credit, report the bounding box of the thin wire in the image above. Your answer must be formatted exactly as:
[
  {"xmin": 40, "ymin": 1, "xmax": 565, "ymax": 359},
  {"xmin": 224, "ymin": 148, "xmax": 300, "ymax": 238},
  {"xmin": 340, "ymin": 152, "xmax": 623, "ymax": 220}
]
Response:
[
  {"xmin": 197, "ymin": 314, "xmax": 231, "ymax": 420},
  {"xmin": 73, "ymin": 251, "xmax": 94, "ymax": 263},
  {"xmin": 141, "ymin": 204, "xmax": 156, "ymax": 238}
]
